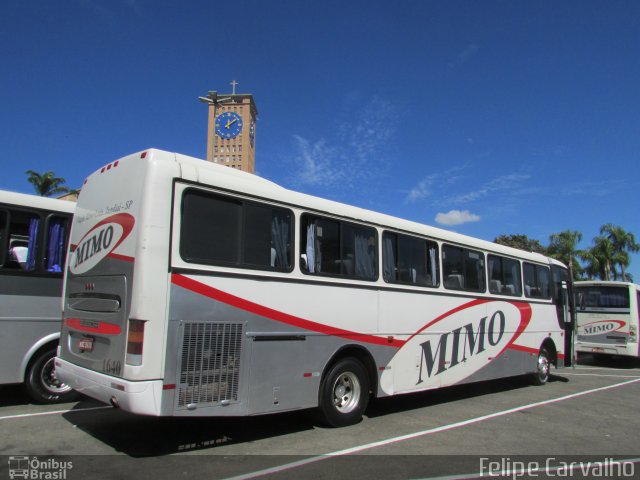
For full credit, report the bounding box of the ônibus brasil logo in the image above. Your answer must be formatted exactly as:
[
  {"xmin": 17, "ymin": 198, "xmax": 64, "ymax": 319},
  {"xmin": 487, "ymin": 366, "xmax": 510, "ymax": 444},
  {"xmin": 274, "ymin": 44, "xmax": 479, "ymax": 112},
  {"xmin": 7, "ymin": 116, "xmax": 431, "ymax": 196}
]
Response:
[
  {"xmin": 380, "ymin": 299, "xmax": 531, "ymax": 394},
  {"xmin": 70, "ymin": 213, "xmax": 135, "ymax": 275}
]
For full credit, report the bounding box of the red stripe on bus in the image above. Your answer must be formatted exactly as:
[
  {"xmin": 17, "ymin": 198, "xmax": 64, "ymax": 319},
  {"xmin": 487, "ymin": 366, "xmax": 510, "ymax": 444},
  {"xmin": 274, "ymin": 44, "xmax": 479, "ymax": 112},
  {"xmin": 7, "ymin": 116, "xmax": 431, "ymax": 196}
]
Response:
[
  {"xmin": 509, "ymin": 342, "xmax": 567, "ymax": 360},
  {"xmin": 406, "ymin": 298, "xmax": 491, "ymax": 342},
  {"xmin": 507, "ymin": 343, "xmax": 538, "ymax": 355},
  {"xmin": 171, "ymin": 273, "xmax": 406, "ymax": 348},
  {"xmin": 65, "ymin": 318, "xmax": 122, "ymax": 335}
]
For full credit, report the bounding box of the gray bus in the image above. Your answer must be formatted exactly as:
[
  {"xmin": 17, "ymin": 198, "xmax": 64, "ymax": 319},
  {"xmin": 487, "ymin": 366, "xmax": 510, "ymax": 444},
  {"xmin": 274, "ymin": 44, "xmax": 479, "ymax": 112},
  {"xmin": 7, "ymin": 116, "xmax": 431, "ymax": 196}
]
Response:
[{"xmin": 0, "ymin": 189, "xmax": 78, "ymax": 403}]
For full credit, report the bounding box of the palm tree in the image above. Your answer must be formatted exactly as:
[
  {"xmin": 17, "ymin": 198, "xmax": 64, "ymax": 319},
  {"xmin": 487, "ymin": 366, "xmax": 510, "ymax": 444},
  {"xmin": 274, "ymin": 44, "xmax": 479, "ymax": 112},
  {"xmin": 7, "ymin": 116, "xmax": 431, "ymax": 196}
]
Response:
[
  {"xmin": 600, "ymin": 224, "xmax": 640, "ymax": 281},
  {"xmin": 25, "ymin": 170, "xmax": 69, "ymax": 197},
  {"xmin": 580, "ymin": 235, "xmax": 617, "ymax": 281},
  {"xmin": 547, "ymin": 230, "xmax": 583, "ymax": 279}
]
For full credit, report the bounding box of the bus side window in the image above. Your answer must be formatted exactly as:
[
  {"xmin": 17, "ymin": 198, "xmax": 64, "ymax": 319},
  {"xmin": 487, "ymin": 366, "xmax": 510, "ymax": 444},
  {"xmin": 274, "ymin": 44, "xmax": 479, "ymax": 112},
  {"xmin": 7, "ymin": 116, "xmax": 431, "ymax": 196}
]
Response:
[
  {"xmin": 301, "ymin": 214, "xmax": 377, "ymax": 281},
  {"xmin": 3, "ymin": 210, "xmax": 41, "ymax": 272},
  {"xmin": 0, "ymin": 210, "xmax": 6, "ymax": 267},
  {"xmin": 44, "ymin": 215, "xmax": 70, "ymax": 272},
  {"xmin": 180, "ymin": 189, "xmax": 293, "ymax": 272},
  {"xmin": 443, "ymin": 244, "xmax": 485, "ymax": 292},
  {"xmin": 523, "ymin": 263, "xmax": 551, "ymax": 299},
  {"xmin": 488, "ymin": 254, "xmax": 522, "ymax": 296},
  {"xmin": 382, "ymin": 231, "xmax": 439, "ymax": 287}
]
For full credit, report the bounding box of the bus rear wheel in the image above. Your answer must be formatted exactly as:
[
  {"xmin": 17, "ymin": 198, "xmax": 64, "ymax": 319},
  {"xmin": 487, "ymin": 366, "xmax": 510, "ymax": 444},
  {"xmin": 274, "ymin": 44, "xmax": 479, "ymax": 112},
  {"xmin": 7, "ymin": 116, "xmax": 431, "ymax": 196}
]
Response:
[
  {"xmin": 317, "ymin": 357, "xmax": 369, "ymax": 427},
  {"xmin": 531, "ymin": 348, "xmax": 551, "ymax": 386},
  {"xmin": 25, "ymin": 348, "xmax": 79, "ymax": 404}
]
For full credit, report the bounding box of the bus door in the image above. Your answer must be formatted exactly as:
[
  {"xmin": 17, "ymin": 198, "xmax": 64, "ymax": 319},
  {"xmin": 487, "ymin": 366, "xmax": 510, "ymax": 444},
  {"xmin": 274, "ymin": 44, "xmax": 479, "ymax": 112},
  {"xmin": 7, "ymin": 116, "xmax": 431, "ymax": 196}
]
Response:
[{"xmin": 552, "ymin": 265, "xmax": 574, "ymax": 366}]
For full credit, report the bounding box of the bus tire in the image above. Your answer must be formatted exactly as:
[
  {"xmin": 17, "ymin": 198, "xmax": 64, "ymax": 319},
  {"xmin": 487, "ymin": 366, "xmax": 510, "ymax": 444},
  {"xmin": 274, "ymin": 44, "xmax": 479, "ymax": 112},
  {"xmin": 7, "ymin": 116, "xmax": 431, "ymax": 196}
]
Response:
[
  {"xmin": 317, "ymin": 357, "xmax": 369, "ymax": 427},
  {"xmin": 531, "ymin": 348, "xmax": 551, "ymax": 386},
  {"xmin": 25, "ymin": 348, "xmax": 79, "ymax": 404}
]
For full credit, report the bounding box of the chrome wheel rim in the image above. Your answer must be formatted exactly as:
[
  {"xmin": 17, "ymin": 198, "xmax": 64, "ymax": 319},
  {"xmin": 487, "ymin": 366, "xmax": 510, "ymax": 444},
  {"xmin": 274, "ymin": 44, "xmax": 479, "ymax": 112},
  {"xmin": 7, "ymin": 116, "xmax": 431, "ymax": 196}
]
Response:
[
  {"xmin": 41, "ymin": 357, "xmax": 72, "ymax": 394},
  {"xmin": 332, "ymin": 371, "xmax": 361, "ymax": 414},
  {"xmin": 537, "ymin": 354, "xmax": 550, "ymax": 381}
]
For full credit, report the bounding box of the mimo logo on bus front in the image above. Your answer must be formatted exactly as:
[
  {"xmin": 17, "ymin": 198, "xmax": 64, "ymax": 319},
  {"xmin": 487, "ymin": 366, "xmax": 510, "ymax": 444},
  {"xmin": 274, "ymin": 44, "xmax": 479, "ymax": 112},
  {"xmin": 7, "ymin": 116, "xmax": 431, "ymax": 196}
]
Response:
[{"xmin": 70, "ymin": 213, "xmax": 135, "ymax": 275}]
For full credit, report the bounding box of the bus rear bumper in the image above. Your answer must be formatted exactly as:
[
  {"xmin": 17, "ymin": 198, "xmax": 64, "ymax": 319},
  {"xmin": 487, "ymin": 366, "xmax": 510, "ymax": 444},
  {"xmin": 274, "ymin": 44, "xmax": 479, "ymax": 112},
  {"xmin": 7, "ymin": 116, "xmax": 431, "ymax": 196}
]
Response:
[
  {"xmin": 575, "ymin": 341, "xmax": 636, "ymax": 357},
  {"xmin": 55, "ymin": 358, "xmax": 163, "ymax": 416}
]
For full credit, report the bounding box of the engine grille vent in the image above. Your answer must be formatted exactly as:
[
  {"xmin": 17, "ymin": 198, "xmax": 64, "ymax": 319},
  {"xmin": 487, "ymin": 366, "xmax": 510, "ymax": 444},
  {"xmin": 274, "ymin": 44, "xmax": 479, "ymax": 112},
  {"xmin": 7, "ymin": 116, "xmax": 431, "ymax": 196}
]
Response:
[{"xmin": 177, "ymin": 322, "xmax": 243, "ymax": 408}]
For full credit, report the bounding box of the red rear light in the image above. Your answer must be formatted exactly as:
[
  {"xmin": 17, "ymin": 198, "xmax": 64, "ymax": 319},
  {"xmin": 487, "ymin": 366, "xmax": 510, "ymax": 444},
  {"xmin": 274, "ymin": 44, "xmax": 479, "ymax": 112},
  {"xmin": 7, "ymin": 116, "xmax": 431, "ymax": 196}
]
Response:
[
  {"xmin": 126, "ymin": 319, "xmax": 145, "ymax": 366},
  {"xmin": 140, "ymin": 151, "xmax": 148, "ymax": 159}
]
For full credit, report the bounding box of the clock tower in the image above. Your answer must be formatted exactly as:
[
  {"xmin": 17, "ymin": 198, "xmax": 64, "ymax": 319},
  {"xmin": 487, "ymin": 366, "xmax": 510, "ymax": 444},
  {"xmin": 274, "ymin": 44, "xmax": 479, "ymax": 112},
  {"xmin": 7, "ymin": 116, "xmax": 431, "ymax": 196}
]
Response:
[{"xmin": 201, "ymin": 81, "xmax": 258, "ymax": 173}]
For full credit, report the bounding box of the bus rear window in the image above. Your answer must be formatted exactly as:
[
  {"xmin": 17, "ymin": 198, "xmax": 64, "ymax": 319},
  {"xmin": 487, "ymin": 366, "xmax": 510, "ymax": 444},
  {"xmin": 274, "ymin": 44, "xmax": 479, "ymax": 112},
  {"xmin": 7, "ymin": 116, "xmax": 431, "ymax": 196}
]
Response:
[
  {"xmin": 180, "ymin": 190, "xmax": 293, "ymax": 272},
  {"xmin": 576, "ymin": 286, "xmax": 630, "ymax": 309}
]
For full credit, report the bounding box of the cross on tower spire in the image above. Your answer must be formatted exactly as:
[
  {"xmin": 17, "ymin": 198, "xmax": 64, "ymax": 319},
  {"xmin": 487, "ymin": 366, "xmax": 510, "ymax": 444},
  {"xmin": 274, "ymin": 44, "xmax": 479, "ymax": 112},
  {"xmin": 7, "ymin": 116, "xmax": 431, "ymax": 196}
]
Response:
[{"xmin": 230, "ymin": 79, "xmax": 239, "ymax": 95}]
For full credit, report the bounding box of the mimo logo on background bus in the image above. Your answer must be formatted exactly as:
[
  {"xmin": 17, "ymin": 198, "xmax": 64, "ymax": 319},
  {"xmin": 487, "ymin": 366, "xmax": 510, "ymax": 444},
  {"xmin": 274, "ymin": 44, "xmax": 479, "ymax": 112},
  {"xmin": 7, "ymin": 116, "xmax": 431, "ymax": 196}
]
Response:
[
  {"xmin": 70, "ymin": 213, "xmax": 135, "ymax": 275},
  {"xmin": 580, "ymin": 320, "xmax": 626, "ymax": 336}
]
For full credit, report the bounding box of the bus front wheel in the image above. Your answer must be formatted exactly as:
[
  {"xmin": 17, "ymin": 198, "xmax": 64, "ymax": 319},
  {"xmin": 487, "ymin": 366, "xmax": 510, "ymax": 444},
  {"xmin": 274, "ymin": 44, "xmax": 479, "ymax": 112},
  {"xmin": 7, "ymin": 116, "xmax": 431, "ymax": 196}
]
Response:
[
  {"xmin": 531, "ymin": 348, "xmax": 551, "ymax": 386},
  {"xmin": 25, "ymin": 348, "xmax": 79, "ymax": 404},
  {"xmin": 317, "ymin": 357, "xmax": 370, "ymax": 427}
]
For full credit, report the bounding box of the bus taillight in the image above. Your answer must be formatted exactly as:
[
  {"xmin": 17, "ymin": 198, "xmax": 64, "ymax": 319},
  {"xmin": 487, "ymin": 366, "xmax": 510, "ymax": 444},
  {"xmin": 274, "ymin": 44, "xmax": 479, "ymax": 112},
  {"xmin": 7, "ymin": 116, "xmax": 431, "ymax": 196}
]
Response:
[{"xmin": 126, "ymin": 319, "xmax": 145, "ymax": 366}]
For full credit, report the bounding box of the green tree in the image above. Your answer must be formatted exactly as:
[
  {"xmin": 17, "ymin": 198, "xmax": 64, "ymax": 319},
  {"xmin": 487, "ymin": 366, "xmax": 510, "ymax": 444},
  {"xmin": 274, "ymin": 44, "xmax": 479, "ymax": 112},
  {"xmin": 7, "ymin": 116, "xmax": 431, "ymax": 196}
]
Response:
[
  {"xmin": 580, "ymin": 235, "xmax": 618, "ymax": 281},
  {"xmin": 599, "ymin": 224, "xmax": 639, "ymax": 281},
  {"xmin": 494, "ymin": 234, "xmax": 547, "ymax": 254},
  {"xmin": 25, "ymin": 170, "xmax": 69, "ymax": 197},
  {"xmin": 547, "ymin": 230, "xmax": 583, "ymax": 279}
]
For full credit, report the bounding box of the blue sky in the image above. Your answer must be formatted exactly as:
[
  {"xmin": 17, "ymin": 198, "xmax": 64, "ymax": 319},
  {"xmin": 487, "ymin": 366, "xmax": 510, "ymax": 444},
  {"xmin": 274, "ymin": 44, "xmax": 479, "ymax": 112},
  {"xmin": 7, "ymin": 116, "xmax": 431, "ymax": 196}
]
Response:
[{"xmin": 1, "ymin": 0, "xmax": 639, "ymax": 278}]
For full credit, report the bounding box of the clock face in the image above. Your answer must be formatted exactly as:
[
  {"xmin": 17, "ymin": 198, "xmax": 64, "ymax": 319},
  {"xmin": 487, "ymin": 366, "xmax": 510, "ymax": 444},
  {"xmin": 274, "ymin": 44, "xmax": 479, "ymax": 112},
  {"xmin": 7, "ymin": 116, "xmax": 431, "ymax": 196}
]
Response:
[{"xmin": 215, "ymin": 111, "xmax": 243, "ymax": 139}]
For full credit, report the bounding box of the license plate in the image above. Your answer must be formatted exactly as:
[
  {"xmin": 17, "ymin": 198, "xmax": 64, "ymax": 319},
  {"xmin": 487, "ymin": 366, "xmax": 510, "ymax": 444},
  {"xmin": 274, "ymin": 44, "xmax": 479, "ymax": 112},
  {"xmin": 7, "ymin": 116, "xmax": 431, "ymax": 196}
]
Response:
[{"xmin": 79, "ymin": 337, "xmax": 94, "ymax": 352}]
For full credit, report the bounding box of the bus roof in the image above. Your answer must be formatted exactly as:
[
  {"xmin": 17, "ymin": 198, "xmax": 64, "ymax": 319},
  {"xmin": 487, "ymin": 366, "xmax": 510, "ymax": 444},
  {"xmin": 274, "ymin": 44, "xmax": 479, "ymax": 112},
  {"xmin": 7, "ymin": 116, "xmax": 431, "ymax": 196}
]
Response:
[
  {"xmin": 0, "ymin": 189, "xmax": 75, "ymax": 214},
  {"xmin": 89, "ymin": 148, "xmax": 566, "ymax": 267},
  {"xmin": 574, "ymin": 280, "xmax": 640, "ymax": 289}
]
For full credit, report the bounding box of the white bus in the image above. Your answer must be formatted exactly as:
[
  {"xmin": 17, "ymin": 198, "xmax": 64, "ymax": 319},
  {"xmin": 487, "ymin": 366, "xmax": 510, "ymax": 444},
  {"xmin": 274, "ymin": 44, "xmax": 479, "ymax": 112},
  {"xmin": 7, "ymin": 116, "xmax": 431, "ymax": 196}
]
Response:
[
  {"xmin": 575, "ymin": 281, "xmax": 639, "ymax": 358},
  {"xmin": 56, "ymin": 149, "xmax": 572, "ymax": 426},
  {"xmin": 0, "ymin": 189, "xmax": 78, "ymax": 403}
]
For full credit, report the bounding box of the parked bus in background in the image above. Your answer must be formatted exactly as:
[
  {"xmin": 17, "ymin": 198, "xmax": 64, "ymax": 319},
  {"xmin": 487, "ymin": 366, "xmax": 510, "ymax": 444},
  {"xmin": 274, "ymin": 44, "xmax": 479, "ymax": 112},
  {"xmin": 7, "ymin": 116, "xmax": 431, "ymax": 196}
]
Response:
[
  {"xmin": 56, "ymin": 149, "xmax": 572, "ymax": 426},
  {"xmin": 0, "ymin": 189, "xmax": 78, "ymax": 403},
  {"xmin": 575, "ymin": 281, "xmax": 639, "ymax": 358}
]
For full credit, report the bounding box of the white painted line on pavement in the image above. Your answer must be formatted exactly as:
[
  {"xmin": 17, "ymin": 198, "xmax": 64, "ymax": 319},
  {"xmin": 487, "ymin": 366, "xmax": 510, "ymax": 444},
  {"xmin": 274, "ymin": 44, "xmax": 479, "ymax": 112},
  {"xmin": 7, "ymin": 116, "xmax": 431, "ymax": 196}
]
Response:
[
  {"xmin": 221, "ymin": 377, "xmax": 640, "ymax": 480},
  {"xmin": 0, "ymin": 405, "xmax": 111, "ymax": 421}
]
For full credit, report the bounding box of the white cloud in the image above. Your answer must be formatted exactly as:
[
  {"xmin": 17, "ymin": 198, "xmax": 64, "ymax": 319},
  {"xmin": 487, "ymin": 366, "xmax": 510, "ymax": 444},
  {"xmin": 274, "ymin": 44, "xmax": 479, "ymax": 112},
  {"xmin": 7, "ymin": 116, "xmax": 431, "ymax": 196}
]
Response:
[
  {"xmin": 405, "ymin": 176, "xmax": 436, "ymax": 203},
  {"xmin": 435, "ymin": 209, "xmax": 481, "ymax": 226},
  {"xmin": 444, "ymin": 173, "xmax": 531, "ymax": 205},
  {"xmin": 290, "ymin": 135, "xmax": 343, "ymax": 188},
  {"xmin": 448, "ymin": 44, "xmax": 480, "ymax": 69},
  {"xmin": 404, "ymin": 164, "xmax": 469, "ymax": 204},
  {"xmin": 289, "ymin": 96, "xmax": 396, "ymax": 192},
  {"xmin": 343, "ymin": 97, "xmax": 395, "ymax": 161}
]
